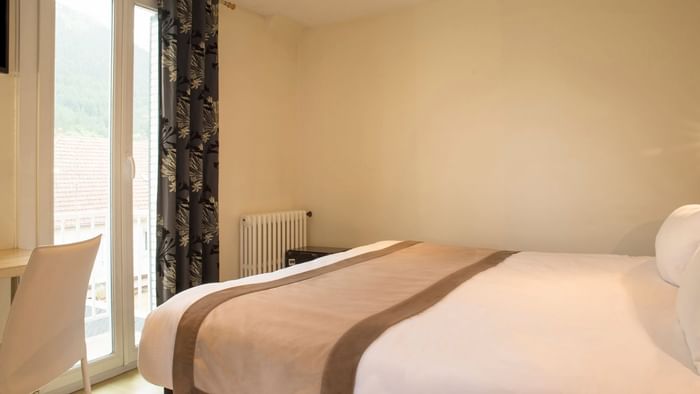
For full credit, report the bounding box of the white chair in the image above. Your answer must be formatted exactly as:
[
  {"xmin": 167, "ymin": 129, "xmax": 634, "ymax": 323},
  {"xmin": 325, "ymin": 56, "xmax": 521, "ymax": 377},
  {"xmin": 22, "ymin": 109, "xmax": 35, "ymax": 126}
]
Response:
[{"xmin": 0, "ymin": 236, "xmax": 102, "ymax": 394}]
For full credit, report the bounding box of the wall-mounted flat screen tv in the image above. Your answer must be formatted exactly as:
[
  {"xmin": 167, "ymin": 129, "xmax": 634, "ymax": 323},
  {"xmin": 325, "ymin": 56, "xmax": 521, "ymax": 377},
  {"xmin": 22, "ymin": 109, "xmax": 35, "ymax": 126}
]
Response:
[{"xmin": 0, "ymin": 0, "xmax": 7, "ymax": 74}]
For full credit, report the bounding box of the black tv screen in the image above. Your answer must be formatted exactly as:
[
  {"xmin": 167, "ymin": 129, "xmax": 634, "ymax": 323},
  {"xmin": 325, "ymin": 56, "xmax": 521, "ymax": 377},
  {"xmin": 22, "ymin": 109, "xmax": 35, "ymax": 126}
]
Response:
[{"xmin": 0, "ymin": 0, "xmax": 7, "ymax": 74}]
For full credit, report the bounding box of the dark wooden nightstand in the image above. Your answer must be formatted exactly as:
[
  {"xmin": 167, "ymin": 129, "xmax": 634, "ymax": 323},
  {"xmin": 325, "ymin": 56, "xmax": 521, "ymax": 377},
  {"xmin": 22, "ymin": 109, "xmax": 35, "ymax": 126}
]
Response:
[{"xmin": 285, "ymin": 246, "xmax": 349, "ymax": 268}]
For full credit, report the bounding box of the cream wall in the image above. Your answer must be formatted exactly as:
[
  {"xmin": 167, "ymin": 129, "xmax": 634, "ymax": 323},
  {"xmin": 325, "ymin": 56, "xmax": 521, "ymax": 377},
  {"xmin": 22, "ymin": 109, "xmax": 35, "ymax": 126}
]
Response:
[
  {"xmin": 0, "ymin": 75, "xmax": 15, "ymax": 249},
  {"xmin": 218, "ymin": 9, "xmax": 303, "ymax": 280},
  {"xmin": 0, "ymin": 73, "xmax": 17, "ymax": 337},
  {"xmin": 293, "ymin": 0, "xmax": 700, "ymax": 256}
]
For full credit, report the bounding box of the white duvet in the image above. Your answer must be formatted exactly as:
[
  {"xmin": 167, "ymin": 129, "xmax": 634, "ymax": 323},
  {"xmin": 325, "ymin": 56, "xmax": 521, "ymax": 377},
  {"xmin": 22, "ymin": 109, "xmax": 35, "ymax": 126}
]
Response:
[{"xmin": 138, "ymin": 241, "xmax": 700, "ymax": 393}]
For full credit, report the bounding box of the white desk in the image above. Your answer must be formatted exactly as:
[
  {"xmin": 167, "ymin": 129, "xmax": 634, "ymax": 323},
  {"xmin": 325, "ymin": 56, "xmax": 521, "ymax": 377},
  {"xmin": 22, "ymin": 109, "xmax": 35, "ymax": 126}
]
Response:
[{"xmin": 0, "ymin": 249, "xmax": 32, "ymax": 301}]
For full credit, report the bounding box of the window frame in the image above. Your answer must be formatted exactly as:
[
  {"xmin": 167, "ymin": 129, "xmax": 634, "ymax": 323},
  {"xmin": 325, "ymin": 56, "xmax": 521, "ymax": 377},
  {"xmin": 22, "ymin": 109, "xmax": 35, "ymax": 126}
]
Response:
[{"xmin": 18, "ymin": 0, "xmax": 161, "ymax": 391}]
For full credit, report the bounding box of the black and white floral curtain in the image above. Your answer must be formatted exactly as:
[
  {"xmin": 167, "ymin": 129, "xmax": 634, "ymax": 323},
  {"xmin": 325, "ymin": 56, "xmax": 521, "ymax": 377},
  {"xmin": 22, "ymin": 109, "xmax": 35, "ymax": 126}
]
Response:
[{"xmin": 156, "ymin": 0, "xmax": 220, "ymax": 304}]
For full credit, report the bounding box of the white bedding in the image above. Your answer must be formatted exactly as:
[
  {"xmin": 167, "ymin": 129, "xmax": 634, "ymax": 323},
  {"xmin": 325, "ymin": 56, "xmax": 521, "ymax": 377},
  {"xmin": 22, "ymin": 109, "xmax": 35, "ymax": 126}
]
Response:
[{"xmin": 138, "ymin": 241, "xmax": 700, "ymax": 393}]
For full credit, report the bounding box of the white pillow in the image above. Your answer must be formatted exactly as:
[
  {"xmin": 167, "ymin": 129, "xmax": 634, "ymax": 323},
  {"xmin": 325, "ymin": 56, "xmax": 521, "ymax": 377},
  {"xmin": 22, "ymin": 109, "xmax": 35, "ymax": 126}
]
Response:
[
  {"xmin": 655, "ymin": 204, "xmax": 700, "ymax": 286},
  {"xmin": 678, "ymin": 246, "xmax": 700, "ymax": 374}
]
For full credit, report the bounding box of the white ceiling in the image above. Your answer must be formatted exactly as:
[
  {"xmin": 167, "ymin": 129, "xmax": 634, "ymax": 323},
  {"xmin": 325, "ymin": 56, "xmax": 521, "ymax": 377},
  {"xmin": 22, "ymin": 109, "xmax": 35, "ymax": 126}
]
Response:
[{"xmin": 234, "ymin": 0, "xmax": 424, "ymax": 26}]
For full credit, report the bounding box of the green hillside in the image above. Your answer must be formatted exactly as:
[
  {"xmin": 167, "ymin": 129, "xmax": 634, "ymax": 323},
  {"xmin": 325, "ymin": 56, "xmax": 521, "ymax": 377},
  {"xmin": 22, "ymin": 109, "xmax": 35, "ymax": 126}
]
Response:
[{"xmin": 55, "ymin": 3, "xmax": 153, "ymax": 137}]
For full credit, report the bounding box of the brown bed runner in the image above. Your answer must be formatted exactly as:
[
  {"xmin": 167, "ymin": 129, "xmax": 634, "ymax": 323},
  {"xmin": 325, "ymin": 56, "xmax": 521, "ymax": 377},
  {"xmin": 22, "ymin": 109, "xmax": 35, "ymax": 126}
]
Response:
[{"xmin": 172, "ymin": 242, "xmax": 516, "ymax": 394}]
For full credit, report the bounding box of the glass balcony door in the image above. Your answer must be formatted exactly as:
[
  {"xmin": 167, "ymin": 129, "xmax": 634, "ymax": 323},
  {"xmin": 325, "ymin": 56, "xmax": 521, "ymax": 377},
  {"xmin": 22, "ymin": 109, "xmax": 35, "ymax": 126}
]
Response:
[
  {"xmin": 40, "ymin": 0, "xmax": 159, "ymax": 391},
  {"xmin": 131, "ymin": 4, "xmax": 158, "ymax": 346},
  {"xmin": 54, "ymin": 0, "xmax": 115, "ymax": 363}
]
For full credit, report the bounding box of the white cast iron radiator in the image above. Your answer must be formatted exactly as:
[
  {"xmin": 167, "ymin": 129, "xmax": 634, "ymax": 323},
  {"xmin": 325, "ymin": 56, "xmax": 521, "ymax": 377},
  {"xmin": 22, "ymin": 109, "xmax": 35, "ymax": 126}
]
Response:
[{"xmin": 239, "ymin": 210, "xmax": 310, "ymax": 277}]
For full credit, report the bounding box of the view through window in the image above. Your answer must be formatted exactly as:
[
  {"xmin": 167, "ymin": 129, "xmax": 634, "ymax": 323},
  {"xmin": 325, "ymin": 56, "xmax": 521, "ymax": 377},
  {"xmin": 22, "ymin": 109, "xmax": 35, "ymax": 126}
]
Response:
[
  {"xmin": 132, "ymin": 4, "xmax": 159, "ymax": 344},
  {"xmin": 54, "ymin": 0, "xmax": 114, "ymax": 360},
  {"xmin": 54, "ymin": 0, "xmax": 159, "ymax": 359}
]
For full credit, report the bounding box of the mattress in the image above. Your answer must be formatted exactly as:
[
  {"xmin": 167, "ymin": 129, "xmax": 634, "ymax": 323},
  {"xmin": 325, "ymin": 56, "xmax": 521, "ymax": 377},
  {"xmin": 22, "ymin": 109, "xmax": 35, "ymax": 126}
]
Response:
[{"xmin": 138, "ymin": 241, "xmax": 700, "ymax": 393}]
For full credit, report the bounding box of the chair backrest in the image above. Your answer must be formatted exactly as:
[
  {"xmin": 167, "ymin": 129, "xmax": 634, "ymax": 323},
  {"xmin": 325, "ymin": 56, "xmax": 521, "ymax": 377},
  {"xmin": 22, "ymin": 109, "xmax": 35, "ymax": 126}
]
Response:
[{"xmin": 0, "ymin": 236, "xmax": 102, "ymax": 394}]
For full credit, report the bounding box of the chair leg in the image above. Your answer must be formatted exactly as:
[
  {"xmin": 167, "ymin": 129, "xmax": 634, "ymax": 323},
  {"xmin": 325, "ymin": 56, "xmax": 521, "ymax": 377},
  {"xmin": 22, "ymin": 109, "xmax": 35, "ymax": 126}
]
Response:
[{"xmin": 80, "ymin": 356, "xmax": 92, "ymax": 394}]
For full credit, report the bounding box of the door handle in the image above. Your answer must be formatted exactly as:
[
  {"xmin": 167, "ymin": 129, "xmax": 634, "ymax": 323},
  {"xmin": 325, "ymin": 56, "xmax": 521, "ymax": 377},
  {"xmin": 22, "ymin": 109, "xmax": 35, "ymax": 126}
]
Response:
[{"xmin": 128, "ymin": 156, "xmax": 136, "ymax": 180}]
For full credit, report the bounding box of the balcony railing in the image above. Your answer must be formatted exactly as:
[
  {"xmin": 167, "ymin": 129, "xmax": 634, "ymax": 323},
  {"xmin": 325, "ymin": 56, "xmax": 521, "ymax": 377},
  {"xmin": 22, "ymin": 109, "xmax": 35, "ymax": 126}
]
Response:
[{"xmin": 54, "ymin": 209, "xmax": 154, "ymax": 348}]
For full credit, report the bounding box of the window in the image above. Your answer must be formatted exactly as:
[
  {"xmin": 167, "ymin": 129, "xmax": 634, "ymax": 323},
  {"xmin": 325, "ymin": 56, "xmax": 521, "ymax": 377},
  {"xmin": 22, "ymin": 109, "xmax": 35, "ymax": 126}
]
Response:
[{"xmin": 32, "ymin": 0, "xmax": 160, "ymax": 389}]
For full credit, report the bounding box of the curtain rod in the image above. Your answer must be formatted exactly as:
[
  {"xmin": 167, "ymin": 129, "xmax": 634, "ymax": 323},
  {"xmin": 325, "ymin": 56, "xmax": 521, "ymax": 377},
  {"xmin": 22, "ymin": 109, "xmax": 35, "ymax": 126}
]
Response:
[{"xmin": 222, "ymin": 1, "xmax": 236, "ymax": 10}]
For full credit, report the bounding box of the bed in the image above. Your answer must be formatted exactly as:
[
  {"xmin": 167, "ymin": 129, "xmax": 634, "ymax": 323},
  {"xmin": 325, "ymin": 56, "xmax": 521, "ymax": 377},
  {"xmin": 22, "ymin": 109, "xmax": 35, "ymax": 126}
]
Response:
[{"xmin": 138, "ymin": 240, "xmax": 700, "ymax": 393}]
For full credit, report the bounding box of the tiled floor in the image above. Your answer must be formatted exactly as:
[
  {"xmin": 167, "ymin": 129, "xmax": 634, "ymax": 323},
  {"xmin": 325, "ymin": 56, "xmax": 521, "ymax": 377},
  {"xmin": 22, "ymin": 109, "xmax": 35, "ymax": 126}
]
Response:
[{"xmin": 72, "ymin": 369, "xmax": 162, "ymax": 394}]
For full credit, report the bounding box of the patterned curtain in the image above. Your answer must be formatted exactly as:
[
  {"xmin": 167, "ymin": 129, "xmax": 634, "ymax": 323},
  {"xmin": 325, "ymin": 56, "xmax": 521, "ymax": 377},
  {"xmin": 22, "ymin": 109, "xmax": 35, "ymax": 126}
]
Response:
[{"xmin": 156, "ymin": 0, "xmax": 220, "ymax": 305}]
